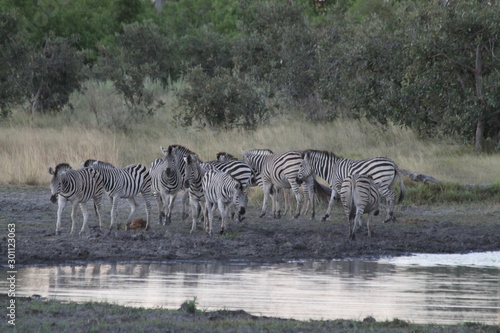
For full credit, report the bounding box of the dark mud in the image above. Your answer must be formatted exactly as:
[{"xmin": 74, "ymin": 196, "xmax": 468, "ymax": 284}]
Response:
[{"xmin": 1, "ymin": 186, "xmax": 499, "ymax": 266}]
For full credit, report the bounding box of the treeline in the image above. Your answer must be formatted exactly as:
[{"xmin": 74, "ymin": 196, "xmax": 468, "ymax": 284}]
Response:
[{"xmin": 1, "ymin": 0, "xmax": 499, "ymax": 151}]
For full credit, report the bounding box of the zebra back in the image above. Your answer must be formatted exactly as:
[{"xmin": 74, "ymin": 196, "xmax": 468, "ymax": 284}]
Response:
[{"xmin": 201, "ymin": 159, "xmax": 255, "ymax": 189}]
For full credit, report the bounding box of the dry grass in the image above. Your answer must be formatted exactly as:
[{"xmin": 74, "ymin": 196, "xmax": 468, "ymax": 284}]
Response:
[{"xmin": 1, "ymin": 80, "xmax": 499, "ymax": 186}]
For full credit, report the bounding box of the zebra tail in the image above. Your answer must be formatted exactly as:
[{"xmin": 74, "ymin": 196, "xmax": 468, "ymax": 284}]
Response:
[
  {"xmin": 348, "ymin": 182, "xmax": 356, "ymax": 221},
  {"xmin": 397, "ymin": 170, "xmax": 406, "ymax": 204},
  {"xmin": 313, "ymin": 179, "xmax": 332, "ymax": 203}
]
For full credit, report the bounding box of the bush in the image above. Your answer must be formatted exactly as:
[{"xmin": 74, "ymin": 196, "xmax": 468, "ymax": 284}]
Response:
[{"xmin": 176, "ymin": 67, "xmax": 272, "ymax": 131}]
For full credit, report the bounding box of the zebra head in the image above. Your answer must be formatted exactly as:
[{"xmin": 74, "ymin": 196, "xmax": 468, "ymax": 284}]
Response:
[
  {"xmin": 216, "ymin": 152, "xmax": 237, "ymax": 161},
  {"xmin": 295, "ymin": 151, "xmax": 313, "ymax": 185},
  {"xmin": 232, "ymin": 181, "xmax": 247, "ymax": 218},
  {"xmin": 183, "ymin": 153, "xmax": 202, "ymax": 188},
  {"xmin": 161, "ymin": 145, "xmax": 179, "ymax": 177},
  {"xmin": 48, "ymin": 163, "xmax": 72, "ymax": 203}
]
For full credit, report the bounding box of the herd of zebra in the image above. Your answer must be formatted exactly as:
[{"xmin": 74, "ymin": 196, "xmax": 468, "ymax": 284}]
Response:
[{"xmin": 48, "ymin": 144, "xmax": 406, "ymax": 239}]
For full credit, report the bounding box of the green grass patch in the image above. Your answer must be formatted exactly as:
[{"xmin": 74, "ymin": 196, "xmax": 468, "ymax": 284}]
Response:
[{"xmin": 405, "ymin": 181, "xmax": 500, "ymax": 205}]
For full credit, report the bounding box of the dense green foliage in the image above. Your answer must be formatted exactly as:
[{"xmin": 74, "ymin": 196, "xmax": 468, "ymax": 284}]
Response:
[{"xmin": 1, "ymin": 0, "xmax": 499, "ymax": 150}]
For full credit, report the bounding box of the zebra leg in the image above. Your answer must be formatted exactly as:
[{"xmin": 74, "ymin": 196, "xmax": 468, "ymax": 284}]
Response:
[
  {"xmin": 93, "ymin": 195, "xmax": 103, "ymax": 232},
  {"xmin": 367, "ymin": 211, "xmax": 375, "ymax": 237},
  {"xmin": 206, "ymin": 200, "xmax": 215, "ymax": 235},
  {"xmin": 304, "ymin": 179, "xmax": 315, "ymax": 220},
  {"xmin": 274, "ymin": 188, "xmax": 282, "ymax": 219},
  {"xmin": 189, "ymin": 195, "xmax": 199, "ymax": 234},
  {"xmin": 126, "ymin": 197, "xmax": 138, "ymax": 226},
  {"xmin": 260, "ymin": 183, "xmax": 272, "ymax": 218},
  {"xmin": 383, "ymin": 191, "xmax": 396, "ymax": 223},
  {"xmin": 79, "ymin": 203, "xmax": 90, "ymax": 236},
  {"xmin": 181, "ymin": 191, "xmax": 189, "ymax": 221},
  {"xmin": 166, "ymin": 193, "xmax": 177, "ymax": 224},
  {"xmin": 322, "ymin": 188, "xmax": 337, "ymax": 222},
  {"xmin": 141, "ymin": 191, "xmax": 152, "ymax": 230},
  {"xmin": 56, "ymin": 196, "xmax": 67, "ymax": 235},
  {"xmin": 155, "ymin": 193, "xmax": 164, "ymax": 225},
  {"xmin": 109, "ymin": 195, "xmax": 119, "ymax": 231},
  {"xmin": 290, "ymin": 183, "xmax": 302, "ymax": 219},
  {"xmin": 218, "ymin": 200, "xmax": 228, "ymax": 235},
  {"xmin": 70, "ymin": 202, "xmax": 78, "ymax": 236}
]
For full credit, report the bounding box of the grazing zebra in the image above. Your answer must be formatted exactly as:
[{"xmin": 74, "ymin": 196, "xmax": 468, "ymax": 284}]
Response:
[
  {"xmin": 340, "ymin": 174, "xmax": 380, "ymax": 240},
  {"xmin": 183, "ymin": 154, "xmax": 207, "ymax": 233},
  {"xmin": 296, "ymin": 150, "xmax": 405, "ymax": 223},
  {"xmin": 48, "ymin": 163, "xmax": 104, "ymax": 236},
  {"xmin": 82, "ymin": 160, "xmax": 152, "ymax": 231},
  {"xmin": 242, "ymin": 149, "xmax": 316, "ymax": 219},
  {"xmin": 203, "ymin": 169, "xmax": 247, "ymax": 235},
  {"xmin": 201, "ymin": 158, "xmax": 256, "ymax": 190},
  {"xmin": 150, "ymin": 146, "xmax": 183, "ymax": 225}
]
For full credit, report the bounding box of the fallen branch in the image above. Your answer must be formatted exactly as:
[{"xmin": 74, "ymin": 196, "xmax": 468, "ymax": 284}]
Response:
[{"xmin": 400, "ymin": 169, "xmax": 440, "ymax": 183}]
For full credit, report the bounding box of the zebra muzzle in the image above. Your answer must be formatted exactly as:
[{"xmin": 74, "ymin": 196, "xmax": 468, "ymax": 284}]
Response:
[
  {"xmin": 239, "ymin": 207, "xmax": 246, "ymax": 216},
  {"xmin": 50, "ymin": 194, "xmax": 58, "ymax": 204}
]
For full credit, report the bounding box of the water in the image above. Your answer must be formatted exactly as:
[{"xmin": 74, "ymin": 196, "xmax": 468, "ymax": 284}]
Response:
[{"xmin": 2, "ymin": 252, "xmax": 499, "ymax": 325}]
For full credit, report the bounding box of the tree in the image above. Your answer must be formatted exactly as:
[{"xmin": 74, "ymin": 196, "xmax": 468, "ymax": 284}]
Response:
[
  {"xmin": 0, "ymin": 13, "xmax": 30, "ymax": 116},
  {"xmin": 29, "ymin": 35, "xmax": 85, "ymax": 114}
]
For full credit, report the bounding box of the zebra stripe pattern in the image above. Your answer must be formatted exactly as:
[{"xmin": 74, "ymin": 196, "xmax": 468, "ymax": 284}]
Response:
[
  {"xmin": 242, "ymin": 149, "xmax": 316, "ymax": 219},
  {"xmin": 150, "ymin": 146, "xmax": 183, "ymax": 225},
  {"xmin": 48, "ymin": 163, "xmax": 104, "ymax": 236},
  {"xmin": 169, "ymin": 144, "xmax": 196, "ymax": 221},
  {"xmin": 340, "ymin": 174, "xmax": 380, "ymax": 240},
  {"xmin": 296, "ymin": 150, "xmax": 405, "ymax": 222},
  {"xmin": 202, "ymin": 169, "xmax": 247, "ymax": 235},
  {"xmin": 201, "ymin": 159, "xmax": 255, "ymax": 190},
  {"xmin": 183, "ymin": 154, "xmax": 207, "ymax": 233},
  {"xmin": 83, "ymin": 160, "xmax": 152, "ymax": 231}
]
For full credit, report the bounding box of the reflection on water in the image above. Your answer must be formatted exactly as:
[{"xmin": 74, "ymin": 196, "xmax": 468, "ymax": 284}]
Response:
[{"xmin": 1, "ymin": 253, "xmax": 499, "ymax": 325}]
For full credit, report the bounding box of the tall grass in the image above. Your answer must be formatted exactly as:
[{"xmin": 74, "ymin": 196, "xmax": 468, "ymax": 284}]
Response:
[{"xmin": 1, "ymin": 79, "xmax": 499, "ymax": 186}]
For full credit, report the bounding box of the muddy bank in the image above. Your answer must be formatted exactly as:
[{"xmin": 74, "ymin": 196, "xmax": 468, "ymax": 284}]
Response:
[{"xmin": 1, "ymin": 186, "xmax": 499, "ymax": 266}]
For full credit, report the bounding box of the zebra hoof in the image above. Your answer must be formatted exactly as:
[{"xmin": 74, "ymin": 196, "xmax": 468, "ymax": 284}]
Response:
[
  {"xmin": 55, "ymin": 230, "xmax": 61, "ymax": 236},
  {"xmin": 321, "ymin": 214, "xmax": 329, "ymax": 222},
  {"xmin": 259, "ymin": 213, "xmax": 265, "ymax": 218},
  {"xmin": 293, "ymin": 214, "xmax": 300, "ymax": 219}
]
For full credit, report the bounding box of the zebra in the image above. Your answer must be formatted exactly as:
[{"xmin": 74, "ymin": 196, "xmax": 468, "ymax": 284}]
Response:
[
  {"xmin": 202, "ymin": 169, "xmax": 247, "ymax": 235},
  {"xmin": 82, "ymin": 159, "xmax": 152, "ymax": 231},
  {"xmin": 48, "ymin": 163, "xmax": 104, "ymax": 236},
  {"xmin": 340, "ymin": 174, "xmax": 380, "ymax": 240},
  {"xmin": 200, "ymin": 158, "xmax": 256, "ymax": 190},
  {"xmin": 169, "ymin": 144, "xmax": 196, "ymax": 221},
  {"xmin": 296, "ymin": 149, "xmax": 406, "ymax": 223},
  {"xmin": 242, "ymin": 149, "xmax": 316, "ymax": 219},
  {"xmin": 150, "ymin": 146, "xmax": 183, "ymax": 225},
  {"xmin": 183, "ymin": 154, "xmax": 207, "ymax": 233}
]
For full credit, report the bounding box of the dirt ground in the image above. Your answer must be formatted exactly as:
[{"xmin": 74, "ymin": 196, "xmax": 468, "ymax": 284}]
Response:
[{"xmin": 1, "ymin": 186, "xmax": 499, "ymax": 266}]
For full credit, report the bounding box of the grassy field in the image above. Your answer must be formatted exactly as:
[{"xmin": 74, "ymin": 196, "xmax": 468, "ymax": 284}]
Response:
[
  {"xmin": 3, "ymin": 295, "xmax": 498, "ymax": 333},
  {"xmin": 1, "ymin": 79, "xmax": 499, "ymax": 188}
]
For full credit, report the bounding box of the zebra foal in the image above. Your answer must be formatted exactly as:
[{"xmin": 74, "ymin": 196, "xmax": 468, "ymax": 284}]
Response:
[
  {"xmin": 202, "ymin": 169, "xmax": 247, "ymax": 235},
  {"xmin": 183, "ymin": 154, "xmax": 207, "ymax": 233},
  {"xmin": 83, "ymin": 160, "xmax": 152, "ymax": 231},
  {"xmin": 48, "ymin": 163, "xmax": 104, "ymax": 236},
  {"xmin": 340, "ymin": 174, "xmax": 380, "ymax": 240}
]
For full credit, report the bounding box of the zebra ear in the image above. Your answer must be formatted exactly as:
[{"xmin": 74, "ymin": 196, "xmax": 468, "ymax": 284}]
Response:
[
  {"xmin": 48, "ymin": 167, "xmax": 54, "ymax": 175},
  {"xmin": 184, "ymin": 155, "xmax": 190, "ymax": 164},
  {"xmin": 160, "ymin": 146, "xmax": 167, "ymax": 155}
]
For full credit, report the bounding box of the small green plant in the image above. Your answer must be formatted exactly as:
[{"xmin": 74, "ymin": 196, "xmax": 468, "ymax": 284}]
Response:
[{"xmin": 180, "ymin": 297, "xmax": 198, "ymax": 315}]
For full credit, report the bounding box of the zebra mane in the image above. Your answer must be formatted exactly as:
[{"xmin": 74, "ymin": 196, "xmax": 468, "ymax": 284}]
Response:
[
  {"xmin": 216, "ymin": 152, "xmax": 237, "ymax": 161},
  {"xmin": 169, "ymin": 144, "xmax": 194, "ymax": 156},
  {"xmin": 82, "ymin": 159, "xmax": 115, "ymax": 168},
  {"xmin": 53, "ymin": 163, "xmax": 72, "ymax": 175},
  {"xmin": 305, "ymin": 149, "xmax": 339, "ymax": 160},
  {"xmin": 242, "ymin": 148, "xmax": 274, "ymax": 154}
]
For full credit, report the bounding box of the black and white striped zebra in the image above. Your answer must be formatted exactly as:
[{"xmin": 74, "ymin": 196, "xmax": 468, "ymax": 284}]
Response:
[
  {"xmin": 169, "ymin": 144, "xmax": 196, "ymax": 221},
  {"xmin": 216, "ymin": 152, "xmax": 237, "ymax": 161},
  {"xmin": 202, "ymin": 169, "xmax": 247, "ymax": 235},
  {"xmin": 242, "ymin": 149, "xmax": 316, "ymax": 219},
  {"xmin": 82, "ymin": 159, "xmax": 152, "ymax": 231},
  {"xmin": 201, "ymin": 158, "xmax": 256, "ymax": 190},
  {"xmin": 48, "ymin": 163, "xmax": 104, "ymax": 236},
  {"xmin": 150, "ymin": 146, "xmax": 183, "ymax": 225},
  {"xmin": 340, "ymin": 174, "xmax": 380, "ymax": 240},
  {"xmin": 183, "ymin": 154, "xmax": 207, "ymax": 233},
  {"xmin": 296, "ymin": 150, "xmax": 405, "ymax": 223}
]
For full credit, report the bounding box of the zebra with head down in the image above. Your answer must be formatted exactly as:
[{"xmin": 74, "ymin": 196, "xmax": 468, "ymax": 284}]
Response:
[
  {"xmin": 48, "ymin": 163, "xmax": 104, "ymax": 236},
  {"xmin": 82, "ymin": 159, "xmax": 152, "ymax": 231},
  {"xmin": 202, "ymin": 169, "xmax": 247, "ymax": 235}
]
